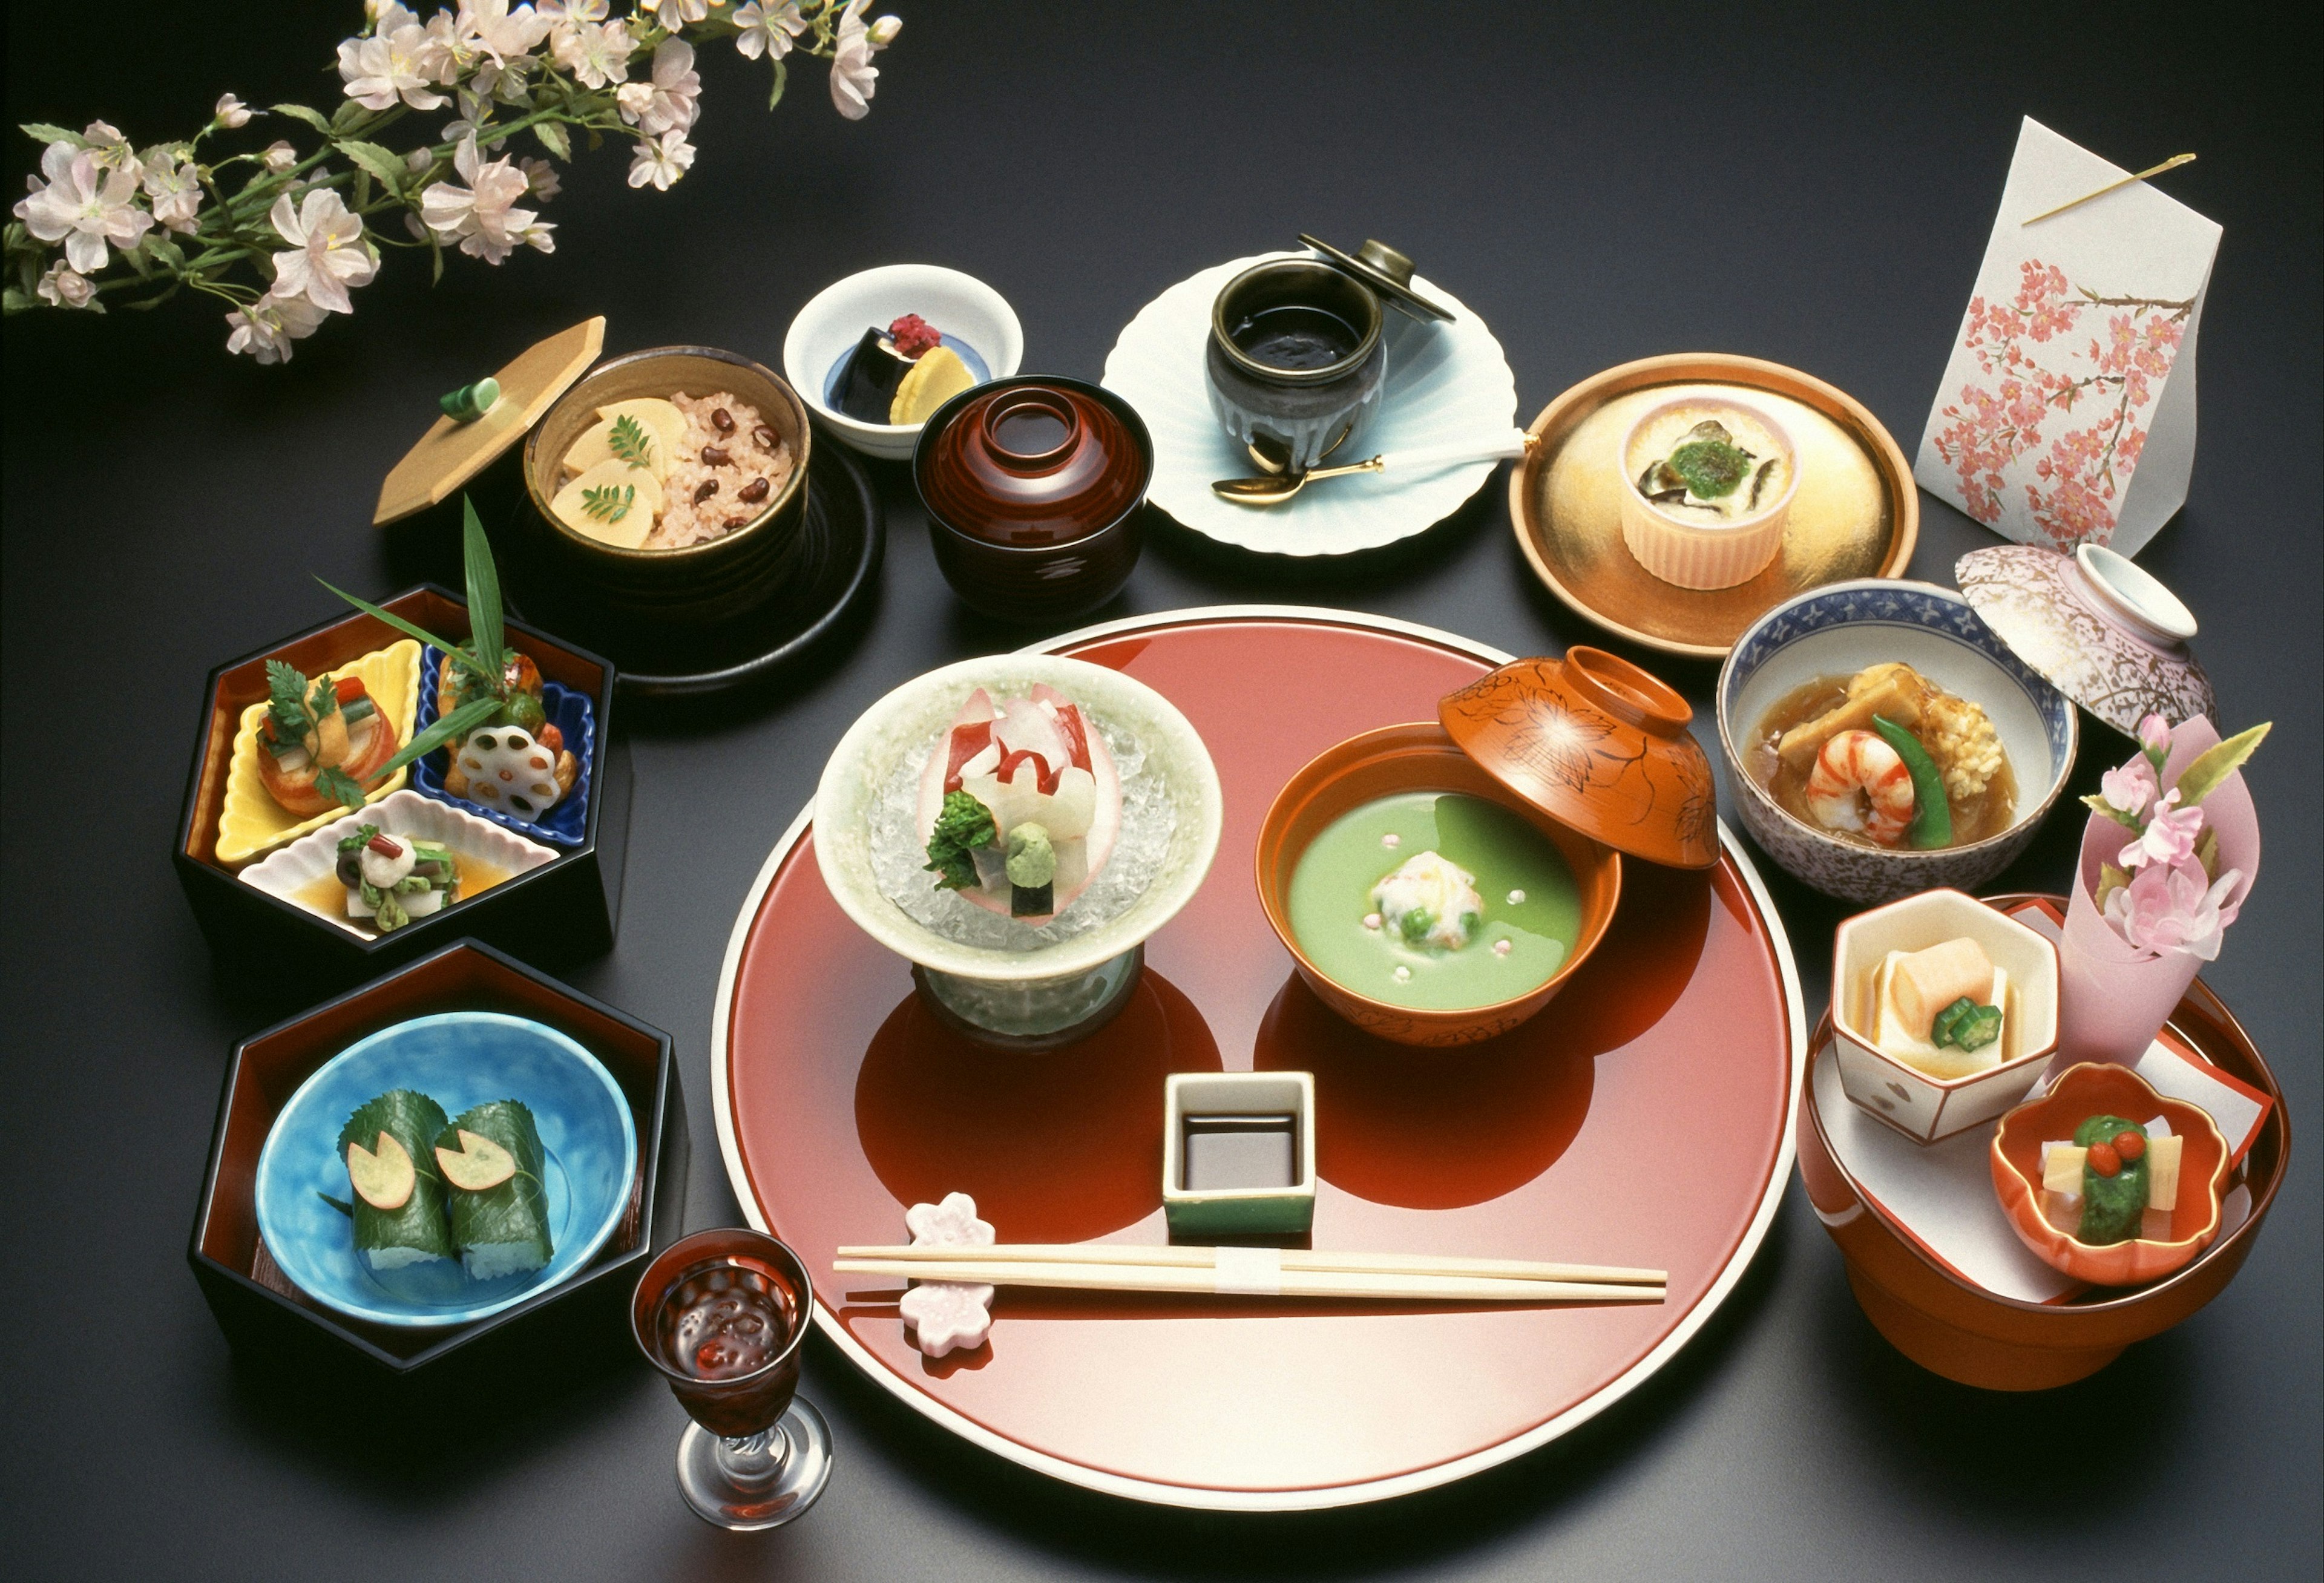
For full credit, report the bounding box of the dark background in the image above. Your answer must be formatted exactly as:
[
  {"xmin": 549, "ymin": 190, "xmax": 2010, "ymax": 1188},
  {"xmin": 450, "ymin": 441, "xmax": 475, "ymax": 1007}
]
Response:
[{"xmin": 4, "ymin": 4, "xmax": 2316, "ymax": 1578}]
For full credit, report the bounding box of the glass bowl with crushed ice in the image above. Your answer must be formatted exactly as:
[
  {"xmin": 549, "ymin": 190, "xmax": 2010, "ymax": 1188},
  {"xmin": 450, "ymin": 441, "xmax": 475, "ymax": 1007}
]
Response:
[{"xmin": 813, "ymin": 655, "xmax": 1223, "ymax": 1049}]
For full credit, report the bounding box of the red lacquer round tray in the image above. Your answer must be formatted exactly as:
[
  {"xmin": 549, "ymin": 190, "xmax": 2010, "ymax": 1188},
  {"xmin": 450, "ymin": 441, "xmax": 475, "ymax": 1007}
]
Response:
[{"xmin": 714, "ymin": 608, "xmax": 1805, "ymax": 1509}]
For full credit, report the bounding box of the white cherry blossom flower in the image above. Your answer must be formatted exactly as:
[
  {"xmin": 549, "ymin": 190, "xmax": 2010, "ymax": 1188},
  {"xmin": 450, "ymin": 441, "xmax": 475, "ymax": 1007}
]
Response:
[
  {"xmin": 642, "ymin": 0, "xmax": 714, "ymax": 25},
  {"xmin": 225, "ymin": 288, "xmax": 329, "ymax": 364},
  {"xmin": 474, "ymin": 53, "xmax": 539, "ymax": 106},
  {"xmin": 551, "ymin": 16, "xmax": 632, "ymax": 88},
  {"xmin": 419, "ymin": 134, "xmax": 553, "ymax": 263},
  {"xmin": 615, "ymin": 38, "xmax": 701, "ymax": 137},
  {"xmin": 626, "ymin": 129, "xmax": 694, "ymax": 190},
  {"xmin": 869, "ymin": 13, "xmax": 901, "ymax": 46},
  {"xmin": 261, "ymin": 140, "xmax": 300, "ymax": 173},
  {"xmin": 268, "ymin": 188, "xmax": 378, "ymax": 313},
  {"xmin": 518, "ymin": 156, "xmax": 560, "ymax": 198},
  {"xmin": 36, "ymin": 261, "xmax": 98, "ymax": 310},
  {"xmin": 829, "ymin": 1, "xmax": 880, "ymax": 120},
  {"xmin": 80, "ymin": 120, "xmax": 142, "ymax": 181},
  {"xmin": 338, "ymin": 8, "xmax": 453, "ymax": 111},
  {"xmin": 214, "ymin": 93, "xmax": 254, "ymax": 129},
  {"xmin": 458, "ymin": 0, "xmax": 552, "ymax": 65},
  {"xmin": 14, "ymin": 142, "xmax": 154, "ymax": 272},
  {"xmin": 540, "ymin": 0, "xmax": 608, "ymax": 21},
  {"xmin": 732, "ymin": 1, "xmax": 804, "ymax": 59},
  {"xmin": 139, "ymin": 155, "xmax": 203, "ymax": 233}
]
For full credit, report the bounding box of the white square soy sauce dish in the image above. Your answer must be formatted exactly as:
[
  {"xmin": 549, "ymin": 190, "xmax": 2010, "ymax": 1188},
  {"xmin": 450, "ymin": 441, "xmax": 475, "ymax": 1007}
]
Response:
[{"xmin": 1162, "ymin": 1071, "xmax": 1317, "ymax": 1237}]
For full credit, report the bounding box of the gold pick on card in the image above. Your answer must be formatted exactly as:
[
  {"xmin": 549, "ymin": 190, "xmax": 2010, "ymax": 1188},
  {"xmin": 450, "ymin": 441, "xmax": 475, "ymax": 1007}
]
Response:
[{"xmin": 2022, "ymin": 153, "xmax": 2198, "ymax": 226}]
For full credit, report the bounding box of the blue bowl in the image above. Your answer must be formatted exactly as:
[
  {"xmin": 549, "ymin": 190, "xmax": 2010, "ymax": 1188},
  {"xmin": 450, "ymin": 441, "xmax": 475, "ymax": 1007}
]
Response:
[
  {"xmin": 254, "ymin": 1011, "xmax": 636, "ymax": 1328},
  {"xmin": 1715, "ymin": 579, "xmax": 2079, "ymax": 905},
  {"xmin": 414, "ymin": 646, "xmax": 594, "ymax": 847}
]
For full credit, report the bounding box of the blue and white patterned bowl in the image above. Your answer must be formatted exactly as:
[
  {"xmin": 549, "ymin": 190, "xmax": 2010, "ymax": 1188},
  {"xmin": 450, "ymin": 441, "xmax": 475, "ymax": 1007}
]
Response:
[
  {"xmin": 254, "ymin": 1012, "xmax": 636, "ymax": 1328},
  {"xmin": 1716, "ymin": 580, "xmax": 2078, "ymax": 903}
]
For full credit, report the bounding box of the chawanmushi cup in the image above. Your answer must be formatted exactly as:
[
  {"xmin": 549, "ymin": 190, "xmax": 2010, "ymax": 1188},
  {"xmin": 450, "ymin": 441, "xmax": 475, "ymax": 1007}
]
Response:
[
  {"xmin": 1616, "ymin": 393, "xmax": 1800, "ymax": 590},
  {"xmin": 1204, "ymin": 258, "xmax": 1387, "ymax": 474}
]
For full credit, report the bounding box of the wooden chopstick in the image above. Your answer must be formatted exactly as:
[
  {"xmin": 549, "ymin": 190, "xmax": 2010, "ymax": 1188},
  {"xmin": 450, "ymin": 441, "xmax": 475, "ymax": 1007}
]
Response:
[
  {"xmin": 832, "ymin": 1257, "xmax": 1663, "ymax": 1305},
  {"xmin": 836, "ymin": 1243, "xmax": 1667, "ymax": 1286}
]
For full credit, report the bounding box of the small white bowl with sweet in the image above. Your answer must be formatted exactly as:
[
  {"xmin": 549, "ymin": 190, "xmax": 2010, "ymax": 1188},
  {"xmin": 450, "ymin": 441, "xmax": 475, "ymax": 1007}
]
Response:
[
  {"xmin": 784, "ymin": 264, "xmax": 1024, "ymax": 460},
  {"xmin": 1830, "ymin": 888, "xmax": 2058, "ymax": 1144},
  {"xmin": 1617, "ymin": 393, "xmax": 1799, "ymax": 589}
]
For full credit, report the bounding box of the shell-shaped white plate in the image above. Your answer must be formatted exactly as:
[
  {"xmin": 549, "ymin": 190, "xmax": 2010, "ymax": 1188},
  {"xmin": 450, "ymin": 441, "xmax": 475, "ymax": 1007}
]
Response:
[
  {"xmin": 1102, "ymin": 251, "xmax": 1517, "ymax": 557},
  {"xmin": 239, "ymin": 789, "xmax": 558, "ymax": 939}
]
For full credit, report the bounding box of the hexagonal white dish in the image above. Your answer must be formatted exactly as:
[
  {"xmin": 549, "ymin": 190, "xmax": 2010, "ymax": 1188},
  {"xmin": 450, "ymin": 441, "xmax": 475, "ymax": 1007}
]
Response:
[
  {"xmin": 1101, "ymin": 250, "xmax": 1517, "ymax": 557},
  {"xmin": 1831, "ymin": 888, "xmax": 2059, "ymax": 1144},
  {"xmin": 239, "ymin": 789, "xmax": 559, "ymax": 939}
]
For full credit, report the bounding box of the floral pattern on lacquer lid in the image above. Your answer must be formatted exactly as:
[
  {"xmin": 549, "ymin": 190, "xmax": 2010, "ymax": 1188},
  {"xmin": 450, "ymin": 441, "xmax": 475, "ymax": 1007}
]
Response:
[{"xmin": 1438, "ymin": 649, "xmax": 1720, "ymax": 870}]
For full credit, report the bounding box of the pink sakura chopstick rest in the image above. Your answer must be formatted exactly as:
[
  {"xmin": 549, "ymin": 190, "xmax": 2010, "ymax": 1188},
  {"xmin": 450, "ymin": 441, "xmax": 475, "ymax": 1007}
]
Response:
[{"xmin": 898, "ymin": 1191, "xmax": 996, "ymax": 1357}]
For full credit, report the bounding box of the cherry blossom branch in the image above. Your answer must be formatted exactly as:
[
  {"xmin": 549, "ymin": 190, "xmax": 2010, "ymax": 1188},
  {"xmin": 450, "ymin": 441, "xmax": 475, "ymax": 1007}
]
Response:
[{"xmin": 5, "ymin": 1, "xmax": 900, "ymax": 361}]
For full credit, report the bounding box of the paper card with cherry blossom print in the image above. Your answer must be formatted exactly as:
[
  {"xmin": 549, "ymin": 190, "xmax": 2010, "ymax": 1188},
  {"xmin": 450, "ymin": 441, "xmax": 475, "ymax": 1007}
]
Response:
[{"xmin": 1914, "ymin": 118, "xmax": 2221, "ymax": 556}]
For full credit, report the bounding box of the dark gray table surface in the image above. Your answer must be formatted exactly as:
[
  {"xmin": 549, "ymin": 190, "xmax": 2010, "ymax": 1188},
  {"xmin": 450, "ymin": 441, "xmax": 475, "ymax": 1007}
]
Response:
[{"xmin": 5, "ymin": 5, "xmax": 2317, "ymax": 1578}]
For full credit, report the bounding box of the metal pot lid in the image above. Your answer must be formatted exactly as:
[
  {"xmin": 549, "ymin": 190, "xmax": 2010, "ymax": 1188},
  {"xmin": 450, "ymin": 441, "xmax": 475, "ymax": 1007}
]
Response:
[
  {"xmin": 1296, "ymin": 233, "xmax": 1456, "ymax": 323},
  {"xmin": 1438, "ymin": 647, "xmax": 1722, "ymax": 870},
  {"xmin": 1955, "ymin": 543, "xmax": 2214, "ymax": 736},
  {"xmin": 374, "ymin": 316, "xmax": 606, "ymax": 526}
]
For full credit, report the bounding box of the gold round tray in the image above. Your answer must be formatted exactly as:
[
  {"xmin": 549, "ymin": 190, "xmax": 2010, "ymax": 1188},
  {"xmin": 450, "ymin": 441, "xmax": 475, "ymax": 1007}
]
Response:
[{"xmin": 1509, "ymin": 353, "xmax": 1917, "ymax": 659}]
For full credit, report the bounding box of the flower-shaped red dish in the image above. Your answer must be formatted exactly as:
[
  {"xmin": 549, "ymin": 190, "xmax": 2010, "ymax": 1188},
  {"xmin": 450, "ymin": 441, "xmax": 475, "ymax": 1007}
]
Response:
[{"xmin": 1991, "ymin": 1061, "xmax": 2230, "ymax": 1287}]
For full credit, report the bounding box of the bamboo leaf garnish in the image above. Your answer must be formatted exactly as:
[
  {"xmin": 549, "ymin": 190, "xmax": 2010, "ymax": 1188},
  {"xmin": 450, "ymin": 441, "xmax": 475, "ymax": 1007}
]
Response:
[
  {"xmin": 582, "ymin": 483, "xmax": 635, "ymax": 522},
  {"xmin": 2171, "ymin": 722, "xmax": 2270, "ymax": 807},
  {"xmin": 323, "ymin": 696, "xmax": 505, "ymax": 810},
  {"xmin": 606, "ymin": 414, "xmax": 652, "ymax": 470},
  {"xmin": 313, "ymin": 578, "xmax": 500, "ymax": 686},
  {"xmin": 461, "ymin": 496, "xmax": 505, "ymax": 683}
]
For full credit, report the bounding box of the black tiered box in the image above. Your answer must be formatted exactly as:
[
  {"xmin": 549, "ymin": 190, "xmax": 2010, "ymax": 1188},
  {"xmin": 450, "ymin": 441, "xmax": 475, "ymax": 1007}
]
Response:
[
  {"xmin": 174, "ymin": 584, "xmax": 628, "ymax": 991},
  {"xmin": 187, "ymin": 940, "xmax": 688, "ymax": 1397}
]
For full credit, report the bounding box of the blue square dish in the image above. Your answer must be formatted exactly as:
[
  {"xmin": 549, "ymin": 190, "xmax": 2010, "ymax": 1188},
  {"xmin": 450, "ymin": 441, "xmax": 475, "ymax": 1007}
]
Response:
[
  {"xmin": 415, "ymin": 645, "xmax": 594, "ymax": 846},
  {"xmin": 253, "ymin": 1011, "xmax": 637, "ymax": 1328}
]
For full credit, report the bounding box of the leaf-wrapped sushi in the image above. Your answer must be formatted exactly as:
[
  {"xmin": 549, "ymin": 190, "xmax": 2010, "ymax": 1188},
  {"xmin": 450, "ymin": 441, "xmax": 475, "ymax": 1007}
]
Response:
[
  {"xmin": 916, "ymin": 684, "xmax": 1121, "ymax": 922},
  {"xmin": 435, "ymin": 1101, "xmax": 553, "ymax": 1280},
  {"xmin": 337, "ymin": 1089, "xmax": 455, "ymax": 1274}
]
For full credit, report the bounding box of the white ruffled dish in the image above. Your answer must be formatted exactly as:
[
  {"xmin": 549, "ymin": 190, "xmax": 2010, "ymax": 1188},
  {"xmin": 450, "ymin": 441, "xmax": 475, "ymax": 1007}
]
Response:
[
  {"xmin": 1101, "ymin": 251, "xmax": 1517, "ymax": 557},
  {"xmin": 239, "ymin": 789, "xmax": 559, "ymax": 939}
]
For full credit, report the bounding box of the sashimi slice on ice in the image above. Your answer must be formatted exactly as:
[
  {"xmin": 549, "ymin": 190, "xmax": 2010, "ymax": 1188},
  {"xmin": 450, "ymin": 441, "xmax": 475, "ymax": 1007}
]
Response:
[{"xmin": 916, "ymin": 684, "xmax": 1121, "ymax": 922}]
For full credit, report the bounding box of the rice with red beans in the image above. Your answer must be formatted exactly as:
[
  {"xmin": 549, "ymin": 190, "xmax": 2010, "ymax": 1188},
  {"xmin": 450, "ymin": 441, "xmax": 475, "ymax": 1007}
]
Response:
[{"xmin": 648, "ymin": 391, "xmax": 796, "ymax": 549}]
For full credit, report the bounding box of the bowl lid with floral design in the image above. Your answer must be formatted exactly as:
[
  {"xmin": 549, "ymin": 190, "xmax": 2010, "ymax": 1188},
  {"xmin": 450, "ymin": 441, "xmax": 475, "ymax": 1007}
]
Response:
[
  {"xmin": 1955, "ymin": 543, "xmax": 2214, "ymax": 737},
  {"xmin": 1437, "ymin": 647, "xmax": 1721, "ymax": 869}
]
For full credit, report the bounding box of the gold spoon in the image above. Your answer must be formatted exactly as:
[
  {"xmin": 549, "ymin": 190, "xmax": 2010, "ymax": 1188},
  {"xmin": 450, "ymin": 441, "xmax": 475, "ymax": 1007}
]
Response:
[{"xmin": 1213, "ymin": 430, "xmax": 1533, "ymax": 506}]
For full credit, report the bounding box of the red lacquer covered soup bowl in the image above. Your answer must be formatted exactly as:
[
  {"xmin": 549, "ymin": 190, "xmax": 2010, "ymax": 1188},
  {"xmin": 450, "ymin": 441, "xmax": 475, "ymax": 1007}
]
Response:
[{"xmin": 1991, "ymin": 1061, "xmax": 2230, "ymax": 1288}]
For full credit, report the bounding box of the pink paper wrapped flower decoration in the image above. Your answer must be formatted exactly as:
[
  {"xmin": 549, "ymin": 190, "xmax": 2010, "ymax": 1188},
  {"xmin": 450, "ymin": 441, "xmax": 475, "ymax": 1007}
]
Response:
[
  {"xmin": 898, "ymin": 1191, "xmax": 996, "ymax": 1358},
  {"xmin": 2058, "ymin": 712, "xmax": 2268, "ymax": 1064}
]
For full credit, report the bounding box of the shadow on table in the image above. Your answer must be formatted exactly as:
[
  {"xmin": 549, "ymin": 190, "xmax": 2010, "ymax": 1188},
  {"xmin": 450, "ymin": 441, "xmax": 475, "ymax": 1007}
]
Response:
[
  {"xmin": 1807, "ymin": 1233, "xmax": 2194, "ymax": 1529},
  {"xmin": 207, "ymin": 1345, "xmax": 646, "ymax": 1510},
  {"xmin": 806, "ymin": 1193, "xmax": 1797, "ymax": 1579}
]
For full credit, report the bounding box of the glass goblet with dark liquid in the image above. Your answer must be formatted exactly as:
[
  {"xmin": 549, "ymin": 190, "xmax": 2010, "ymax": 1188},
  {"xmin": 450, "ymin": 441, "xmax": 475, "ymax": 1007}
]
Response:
[{"xmin": 631, "ymin": 1229, "xmax": 833, "ymax": 1530}]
